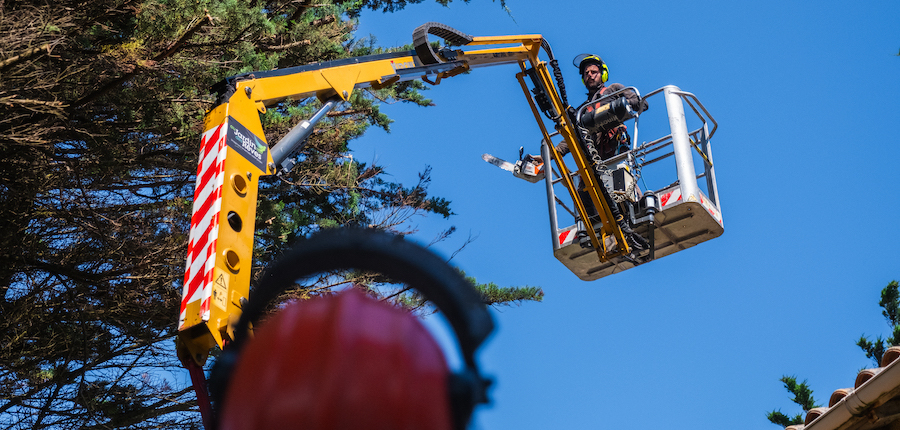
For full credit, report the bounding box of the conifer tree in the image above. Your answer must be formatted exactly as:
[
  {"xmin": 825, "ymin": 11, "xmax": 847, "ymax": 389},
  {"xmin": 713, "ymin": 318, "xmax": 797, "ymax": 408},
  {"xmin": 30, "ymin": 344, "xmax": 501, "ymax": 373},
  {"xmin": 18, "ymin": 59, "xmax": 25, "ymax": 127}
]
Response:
[
  {"xmin": 767, "ymin": 376, "xmax": 820, "ymax": 427},
  {"xmin": 766, "ymin": 280, "xmax": 899, "ymax": 427},
  {"xmin": 857, "ymin": 281, "xmax": 900, "ymax": 367},
  {"xmin": 0, "ymin": 1, "xmax": 537, "ymax": 428}
]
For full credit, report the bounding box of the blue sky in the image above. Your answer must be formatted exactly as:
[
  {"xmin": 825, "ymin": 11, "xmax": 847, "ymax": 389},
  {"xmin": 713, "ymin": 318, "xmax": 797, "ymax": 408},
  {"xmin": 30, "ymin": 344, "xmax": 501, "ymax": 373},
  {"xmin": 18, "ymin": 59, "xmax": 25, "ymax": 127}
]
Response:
[{"xmin": 348, "ymin": 0, "xmax": 900, "ymax": 428}]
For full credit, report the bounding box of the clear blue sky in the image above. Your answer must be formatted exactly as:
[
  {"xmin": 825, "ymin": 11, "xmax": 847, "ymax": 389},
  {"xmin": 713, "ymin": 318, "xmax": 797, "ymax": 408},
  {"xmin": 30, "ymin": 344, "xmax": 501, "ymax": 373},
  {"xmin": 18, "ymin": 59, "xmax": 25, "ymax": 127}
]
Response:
[{"xmin": 349, "ymin": 0, "xmax": 900, "ymax": 428}]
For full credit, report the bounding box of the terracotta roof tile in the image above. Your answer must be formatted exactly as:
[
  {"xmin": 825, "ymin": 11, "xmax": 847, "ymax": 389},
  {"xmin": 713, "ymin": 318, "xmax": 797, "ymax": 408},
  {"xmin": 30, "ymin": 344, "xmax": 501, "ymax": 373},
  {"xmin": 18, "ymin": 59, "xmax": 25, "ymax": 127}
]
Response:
[
  {"xmin": 828, "ymin": 388, "xmax": 852, "ymax": 408},
  {"xmin": 804, "ymin": 408, "xmax": 828, "ymax": 426},
  {"xmin": 854, "ymin": 368, "xmax": 882, "ymax": 389},
  {"xmin": 798, "ymin": 346, "xmax": 900, "ymax": 430}
]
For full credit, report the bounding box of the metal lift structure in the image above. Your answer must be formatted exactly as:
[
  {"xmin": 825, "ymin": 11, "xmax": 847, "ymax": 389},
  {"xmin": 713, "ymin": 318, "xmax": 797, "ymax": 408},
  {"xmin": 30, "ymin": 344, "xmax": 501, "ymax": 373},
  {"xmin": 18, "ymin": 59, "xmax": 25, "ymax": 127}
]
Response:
[
  {"xmin": 176, "ymin": 21, "xmax": 725, "ymax": 428},
  {"xmin": 543, "ymin": 85, "xmax": 722, "ymax": 280}
]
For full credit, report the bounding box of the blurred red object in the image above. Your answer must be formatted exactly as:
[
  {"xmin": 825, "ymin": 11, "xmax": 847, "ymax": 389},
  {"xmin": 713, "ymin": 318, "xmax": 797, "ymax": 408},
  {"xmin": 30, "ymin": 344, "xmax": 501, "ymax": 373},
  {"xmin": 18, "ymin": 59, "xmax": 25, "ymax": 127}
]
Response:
[{"xmin": 221, "ymin": 289, "xmax": 452, "ymax": 430}]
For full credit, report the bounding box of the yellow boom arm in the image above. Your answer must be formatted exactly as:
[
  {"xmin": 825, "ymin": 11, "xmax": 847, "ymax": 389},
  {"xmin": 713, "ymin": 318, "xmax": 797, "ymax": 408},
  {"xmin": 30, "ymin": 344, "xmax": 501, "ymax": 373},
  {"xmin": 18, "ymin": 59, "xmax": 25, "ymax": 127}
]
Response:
[{"xmin": 176, "ymin": 22, "xmax": 629, "ymax": 365}]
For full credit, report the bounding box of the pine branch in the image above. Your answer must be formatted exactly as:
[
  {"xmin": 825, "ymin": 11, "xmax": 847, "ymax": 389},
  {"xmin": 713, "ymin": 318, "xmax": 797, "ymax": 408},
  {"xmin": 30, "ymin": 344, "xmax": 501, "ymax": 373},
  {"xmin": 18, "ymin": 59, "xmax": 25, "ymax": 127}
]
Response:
[
  {"xmin": 262, "ymin": 14, "xmax": 336, "ymax": 51},
  {"xmin": 780, "ymin": 375, "xmax": 819, "ymax": 412},
  {"xmin": 78, "ymin": 389, "xmax": 197, "ymax": 430},
  {"xmin": 0, "ymin": 94, "xmax": 67, "ymax": 117},
  {"xmin": 0, "ymin": 41, "xmax": 60, "ymax": 71},
  {"xmin": 326, "ymin": 109, "xmax": 364, "ymax": 117},
  {"xmin": 462, "ymin": 270, "xmax": 544, "ymax": 307},
  {"xmin": 311, "ymin": 14, "xmax": 337, "ymax": 27},
  {"xmin": 880, "ymin": 281, "xmax": 900, "ymax": 326},
  {"xmin": 478, "ymin": 284, "xmax": 544, "ymax": 306},
  {"xmin": 286, "ymin": 1, "xmax": 331, "ymax": 25},
  {"xmin": 858, "ymin": 281, "xmax": 900, "ymax": 366},
  {"xmin": 71, "ymin": 13, "xmax": 213, "ymax": 108},
  {"xmin": 263, "ymin": 39, "xmax": 312, "ymax": 51},
  {"xmin": 858, "ymin": 335, "xmax": 886, "ymax": 367},
  {"xmin": 767, "ymin": 409, "xmax": 803, "ymax": 426}
]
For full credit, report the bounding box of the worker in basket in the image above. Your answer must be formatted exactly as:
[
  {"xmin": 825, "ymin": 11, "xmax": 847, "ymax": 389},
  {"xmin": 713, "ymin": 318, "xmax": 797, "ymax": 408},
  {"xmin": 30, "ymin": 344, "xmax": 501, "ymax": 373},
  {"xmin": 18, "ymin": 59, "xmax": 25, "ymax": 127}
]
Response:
[
  {"xmin": 538, "ymin": 54, "xmax": 650, "ymax": 251},
  {"xmin": 536, "ymin": 54, "xmax": 648, "ymax": 162},
  {"xmin": 564, "ymin": 54, "xmax": 648, "ymax": 160}
]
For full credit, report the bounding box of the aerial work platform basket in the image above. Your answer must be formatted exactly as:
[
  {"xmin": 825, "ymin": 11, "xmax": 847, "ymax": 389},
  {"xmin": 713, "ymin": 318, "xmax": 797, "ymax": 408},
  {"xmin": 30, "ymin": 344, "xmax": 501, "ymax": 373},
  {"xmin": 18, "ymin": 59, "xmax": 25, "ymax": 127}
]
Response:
[{"xmin": 544, "ymin": 85, "xmax": 722, "ymax": 281}]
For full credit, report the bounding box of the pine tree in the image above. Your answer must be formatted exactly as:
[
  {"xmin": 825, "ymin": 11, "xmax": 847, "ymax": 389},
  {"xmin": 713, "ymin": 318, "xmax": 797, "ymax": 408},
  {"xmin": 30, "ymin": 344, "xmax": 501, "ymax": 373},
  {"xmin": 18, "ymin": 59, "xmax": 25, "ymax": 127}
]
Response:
[{"xmin": 0, "ymin": 1, "xmax": 535, "ymax": 428}]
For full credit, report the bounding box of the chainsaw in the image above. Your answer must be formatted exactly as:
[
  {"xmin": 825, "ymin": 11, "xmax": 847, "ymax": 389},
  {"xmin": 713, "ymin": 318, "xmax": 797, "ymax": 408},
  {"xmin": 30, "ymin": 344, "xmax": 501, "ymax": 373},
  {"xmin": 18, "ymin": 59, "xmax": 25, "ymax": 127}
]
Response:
[{"xmin": 482, "ymin": 147, "xmax": 545, "ymax": 183}]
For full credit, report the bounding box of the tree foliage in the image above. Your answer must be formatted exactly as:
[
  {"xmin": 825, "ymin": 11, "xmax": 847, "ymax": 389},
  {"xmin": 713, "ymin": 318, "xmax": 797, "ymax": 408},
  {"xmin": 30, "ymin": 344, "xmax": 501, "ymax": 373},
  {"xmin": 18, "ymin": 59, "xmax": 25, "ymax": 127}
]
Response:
[
  {"xmin": 766, "ymin": 376, "xmax": 819, "ymax": 427},
  {"xmin": 0, "ymin": 1, "xmax": 535, "ymax": 428},
  {"xmin": 857, "ymin": 280, "xmax": 900, "ymax": 367},
  {"xmin": 393, "ymin": 269, "xmax": 544, "ymax": 311},
  {"xmin": 766, "ymin": 280, "xmax": 899, "ymax": 427},
  {"xmin": 334, "ymin": 0, "xmax": 509, "ymax": 16}
]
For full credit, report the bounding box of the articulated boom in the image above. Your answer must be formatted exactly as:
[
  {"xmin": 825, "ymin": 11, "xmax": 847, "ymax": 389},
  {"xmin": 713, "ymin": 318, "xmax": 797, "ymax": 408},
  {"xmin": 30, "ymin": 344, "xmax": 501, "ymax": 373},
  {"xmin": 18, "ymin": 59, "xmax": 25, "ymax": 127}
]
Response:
[{"xmin": 176, "ymin": 22, "xmax": 712, "ymax": 365}]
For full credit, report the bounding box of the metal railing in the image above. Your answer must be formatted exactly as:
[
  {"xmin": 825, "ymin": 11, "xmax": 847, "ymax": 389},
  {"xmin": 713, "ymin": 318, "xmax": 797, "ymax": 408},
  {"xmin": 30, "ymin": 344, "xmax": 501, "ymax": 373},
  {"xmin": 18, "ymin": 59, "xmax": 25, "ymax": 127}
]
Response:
[{"xmin": 543, "ymin": 84, "xmax": 721, "ymax": 246}]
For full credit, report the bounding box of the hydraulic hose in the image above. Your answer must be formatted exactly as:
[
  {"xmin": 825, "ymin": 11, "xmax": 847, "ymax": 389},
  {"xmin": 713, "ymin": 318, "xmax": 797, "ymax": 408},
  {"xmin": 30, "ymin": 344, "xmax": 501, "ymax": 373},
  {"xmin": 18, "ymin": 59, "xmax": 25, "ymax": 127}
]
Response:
[{"xmin": 540, "ymin": 39, "xmax": 569, "ymax": 111}]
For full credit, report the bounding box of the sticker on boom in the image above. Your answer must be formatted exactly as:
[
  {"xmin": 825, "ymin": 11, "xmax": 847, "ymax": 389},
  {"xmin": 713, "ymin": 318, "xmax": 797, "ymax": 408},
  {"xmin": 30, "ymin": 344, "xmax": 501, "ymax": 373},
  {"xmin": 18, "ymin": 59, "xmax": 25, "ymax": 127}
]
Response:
[{"xmin": 226, "ymin": 117, "xmax": 268, "ymax": 171}]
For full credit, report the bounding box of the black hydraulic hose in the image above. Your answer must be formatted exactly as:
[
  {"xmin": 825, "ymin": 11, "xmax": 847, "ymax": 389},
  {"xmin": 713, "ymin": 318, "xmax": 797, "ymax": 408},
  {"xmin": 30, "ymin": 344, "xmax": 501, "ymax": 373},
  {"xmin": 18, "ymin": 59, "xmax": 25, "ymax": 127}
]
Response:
[
  {"xmin": 542, "ymin": 38, "xmax": 647, "ymax": 255},
  {"xmin": 541, "ymin": 39, "xmax": 569, "ymax": 109}
]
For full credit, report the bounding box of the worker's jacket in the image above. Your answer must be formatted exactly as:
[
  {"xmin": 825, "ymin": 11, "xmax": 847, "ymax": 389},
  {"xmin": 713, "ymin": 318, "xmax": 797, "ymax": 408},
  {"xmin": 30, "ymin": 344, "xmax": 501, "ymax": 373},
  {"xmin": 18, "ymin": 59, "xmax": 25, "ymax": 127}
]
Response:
[{"xmin": 557, "ymin": 83, "xmax": 649, "ymax": 161}]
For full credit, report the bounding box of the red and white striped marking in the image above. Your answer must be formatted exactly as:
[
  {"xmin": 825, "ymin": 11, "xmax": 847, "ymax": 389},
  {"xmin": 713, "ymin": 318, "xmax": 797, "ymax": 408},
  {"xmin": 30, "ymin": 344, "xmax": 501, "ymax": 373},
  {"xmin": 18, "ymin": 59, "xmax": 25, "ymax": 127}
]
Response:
[
  {"xmin": 660, "ymin": 188, "xmax": 723, "ymax": 225},
  {"xmin": 558, "ymin": 228, "xmax": 576, "ymax": 247},
  {"xmin": 659, "ymin": 188, "xmax": 682, "ymax": 209},
  {"xmin": 700, "ymin": 194, "xmax": 723, "ymax": 224},
  {"xmin": 179, "ymin": 121, "xmax": 228, "ymax": 330}
]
